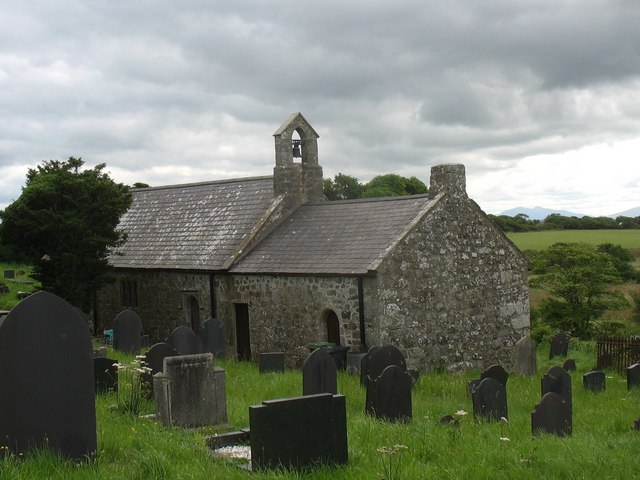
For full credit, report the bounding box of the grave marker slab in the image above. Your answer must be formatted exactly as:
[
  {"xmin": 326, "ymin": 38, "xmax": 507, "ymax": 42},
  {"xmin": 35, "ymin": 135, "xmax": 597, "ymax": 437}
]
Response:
[
  {"xmin": 583, "ymin": 370, "xmax": 605, "ymax": 392},
  {"xmin": 0, "ymin": 291, "xmax": 97, "ymax": 460},
  {"xmin": 3, "ymin": 269, "xmax": 15, "ymax": 279},
  {"xmin": 259, "ymin": 352, "xmax": 285, "ymax": 373},
  {"xmin": 94, "ymin": 357, "xmax": 118, "ymax": 394},
  {"xmin": 471, "ymin": 377, "xmax": 508, "ymax": 421},
  {"xmin": 200, "ymin": 318, "xmax": 226, "ymax": 359},
  {"xmin": 142, "ymin": 342, "xmax": 178, "ymax": 394},
  {"xmin": 367, "ymin": 344, "xmax": 407, "ymax": 383},
  {"xmin": 359, "ymin": 346, "xmax": 381, "ymax": 387},
  {"xmin": 365, "ymin": 365, "xmax": 412, "ymax": 422},
  {"xmin": 250, "ymin": 393, "xmax": 347, "ymax": 471},
  {"xmin": 532, "ymin": 392, "xmax": 571, "ymax": 437},
  {"xmin": 480, "ymin": 364, "xmax": 509, "ymax": 386},
  {"xmin": 303, "ymin": 347, "xmax": 337, "ymax": 395},
  {"xmin": 113, "ymin": 309, "xmax": 143, "ymax": 354},
  {"xmin": 562, "ymin": 358, "xmax": 577, "ymax": 372},
  {"xmin": 627, "ymin": 363, "xmax": 640, "ymax": 390},
  {"xmin": 541, "ymin": 365, "xmax": 572, "ymax": 432},
  {"xmin": 512, "ymin": 335, "xmax": 537, "ymax": 376},
  {"xmin": 167, "ymin": 325, "xmax": 203, "ymax": 356},
  {"xmin": 549, "ymin": 332, "xmax": 569, "ymax": 359}
]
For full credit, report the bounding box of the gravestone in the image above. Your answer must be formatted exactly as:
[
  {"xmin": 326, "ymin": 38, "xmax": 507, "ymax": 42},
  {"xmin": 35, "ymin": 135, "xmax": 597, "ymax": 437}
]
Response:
[
  {"xmin": 3, "ymin": 269, "xmax": 15, "ymax": 279},
  {"xmin": 303, "ymin": 347, "xmax": 337, "ymax": 395},
  {"xmin": 94, "ymin": 357, "xmax": 118, "ymax": 394},
  {"xmin": 480, "ymin": 364, "xmax": 509, "ymax": 386},
  {"xmin": 140, "ymin": 334, "xmax": 150, "ymax": 349},
  {"xmin": 0, "ymin": 291, "xmax": 97, "ymax": 460},
  {"xmin": 365, "ymin": 344, "xmax": 407, "ymax": 389},
  {"xmin": 167, "ymin": 325, "xmax": 203, "ymax": 355},
  {"xmin": 512, "ymin": 335, "xmax": 537, "ymax": 375},
  {"xmin": 259, "ymin": 352, "xmax": 285, "ymax": 373},
  {"xmin": 113, "ymin": 309, "xmax": 143, "ymax": 354},
  {"xmin": 471, "ymin": 377, "xmax": 508, "ymax": 421},
  {"xmin": 250, "ymin": 393, "xmax": 347, "ymax": 471},
  {"xmin": 562, "ymin": 358, "xmax": 577, "ymax": 372},
  {"xmin": 142, "ymin": 342, "xmax": 178, "ymax": 393},
  {"xmin": 359, "ymin": 346, "xmax": 381, "ymax": 387},
  {"xmin": 365, "ymin": 365, "xmax": 412, "ymax": 422},
  {"xmin": 346, "ymin": 351, "xmax": 367, "ymax": 375},
  {"xmin": 200, "ymin": 318, "xmax": 226, "ymax": 359},
  {"xmin": 549, "ymin": 332, "xmax": 569, "ymax": 359},
  {"xmin": 153, "ymin": 353, "xmax": 227, "ymax": 427},
  {"xmin": 532, "ymin": 392, "xmax": 572, "ymax": 437},
  {"xmin": 583, "ymin": 370, "xmax": 605, "ymax": 392},
  {"xmin": 541, "ymin": 365, "xmax": 572, "ymax": 432},
  {"xmin": 627, "ymin": 363, "xmax": 640, "ymax": 389},
  {"xmin": 93, "ymin": 346, "xmax": 108, "ymax": 358}
]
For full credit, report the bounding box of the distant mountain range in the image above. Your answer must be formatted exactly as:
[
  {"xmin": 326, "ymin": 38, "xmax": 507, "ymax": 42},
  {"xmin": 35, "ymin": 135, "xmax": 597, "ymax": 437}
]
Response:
[{"xmin": 498, "ymin": 206, "xmax": 640, "ymax": 221}]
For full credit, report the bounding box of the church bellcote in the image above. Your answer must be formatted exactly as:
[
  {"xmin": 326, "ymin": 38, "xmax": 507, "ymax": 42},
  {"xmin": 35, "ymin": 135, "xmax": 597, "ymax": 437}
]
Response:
[{"xmin": 273, "ymin": 113, "xmax": 324, "ymax": 205}]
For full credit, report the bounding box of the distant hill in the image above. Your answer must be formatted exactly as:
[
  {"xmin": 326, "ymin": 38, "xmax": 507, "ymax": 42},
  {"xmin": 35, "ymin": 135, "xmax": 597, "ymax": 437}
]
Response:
[
  {"xmin": 499, "ymin": 206, "xmax": 585, "ymax": 221},
  {"xmin": 610, "ymin": 207, "xmax": 640, "ymax": 218}
]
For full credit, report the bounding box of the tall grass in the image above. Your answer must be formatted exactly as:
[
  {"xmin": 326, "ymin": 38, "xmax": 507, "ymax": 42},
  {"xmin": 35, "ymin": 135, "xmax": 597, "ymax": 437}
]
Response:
[{"xmin": 3, "ymin": 341, "xmax": 640, "ymax": 479}]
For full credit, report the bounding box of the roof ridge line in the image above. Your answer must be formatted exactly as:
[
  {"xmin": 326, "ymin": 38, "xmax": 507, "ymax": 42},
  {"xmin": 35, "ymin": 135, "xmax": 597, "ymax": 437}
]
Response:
[{"xmin": 132, "ymin": 175, "xmax": 273, "ymax": 192}]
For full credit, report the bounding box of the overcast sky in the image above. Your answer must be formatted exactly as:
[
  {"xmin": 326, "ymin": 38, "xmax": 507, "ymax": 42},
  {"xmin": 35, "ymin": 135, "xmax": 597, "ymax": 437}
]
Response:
[{"xmin": 2, "ymin": 1, "xmax": 639, "ymax": 216}]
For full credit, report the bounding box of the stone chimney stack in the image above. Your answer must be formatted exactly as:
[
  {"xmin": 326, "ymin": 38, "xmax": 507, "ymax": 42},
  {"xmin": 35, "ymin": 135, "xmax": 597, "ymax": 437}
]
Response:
[
  {"xmin": 273, "ymin": 113, "xmax": 324, "ymax": 207},
  {"xmin": 428, "ymin": 164, "xmax": 467, "ymax": 199}
]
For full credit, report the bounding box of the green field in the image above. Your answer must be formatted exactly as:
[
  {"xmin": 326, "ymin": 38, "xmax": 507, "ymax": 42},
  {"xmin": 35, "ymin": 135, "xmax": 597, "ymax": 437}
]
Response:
[{"xmin": 507, "ymin": 229, "xmax": 640, "ymax": 251}]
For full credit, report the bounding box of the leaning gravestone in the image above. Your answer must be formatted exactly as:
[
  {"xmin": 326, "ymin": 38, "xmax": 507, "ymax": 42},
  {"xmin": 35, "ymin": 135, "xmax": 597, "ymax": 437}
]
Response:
[
  {"xmin": 549, "ymin": 332, "xmax": 569, "ymax": 359},
  {"xmin": 153, "ymin": 353, "xmax": 227, "ymax": 427},
  {"xmin": 167, "ymin": 325, "xmax": 203, "ymax": 355},
  {"xmin": 94, "ymin": 357, "xmax": 118, "ymax": 394},
  {"xmin": 250, "ymin": 393, "xmax": 347, "ymax": 471},
  {"xmin": 200, "ymin": 318, "xmax": 226, "ymax": 359},
  {"xmin": 583, "ymin": 370, "xmax": 606, "ymax": 392},
  {"xmin": 0, "ymin": 291, "xmax": 97, "ymax": 460},
  {"xmin": 471, "ymin": 377, "xmax": 508, "ymax": 421},
  {"xmin": 259, "ymin": 352, "xmax": 285, "ymax": 373},
  {"xmin": 113, "ymin": 309, "xmax": 143, "ymax": 354},
  {"xmin": 365, "ymin": 364, "xmax": 412, "ymax": 422},
  {"xmin": 532, "ymin": 392, "xmax": 572, "ymax": 437},
  {"xmin": 366, "ymin": 344, "xmax": 407, "ymax": 389},
  {"xmin": 303, "ymin": 348, "xmax": 337, "ymax": 395},
  {"xmin": 480, "ymin": 364, "xmax": 509, "ymax": 386},
  {"xmin": 512, "ymin": 335, "xmax": 537, "ymax": 375},
  {"xmin": 627, "ymin": 363, "xmax": 640, "ymax": 390},
  {"xmin": 142, "ymin": 342, "xmax": 178, "ymax": 394}
]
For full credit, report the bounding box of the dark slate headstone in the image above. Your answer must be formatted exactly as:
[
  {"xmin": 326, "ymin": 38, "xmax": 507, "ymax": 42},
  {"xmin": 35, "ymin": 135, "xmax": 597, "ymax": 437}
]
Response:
[
  {"xmin": 532, "ymin": 392, "xmax": 572, "ymax": 437},
  {"xmin": 259, "ymin": 352, "xmax": 285, "ymax": 373},
  {"xmin": 200, "ymin": 318, "xmax": 226, "ymax": 359},
  {"xmin": 250, "ymin": 393, "xmax": 347, "ymax": 471},
  {"xmin": 467, "ymin": 379, "xmax": 482, "ymax": 397},
  {"xmin": 549, "ymin": 332, "xmax": 569, "ymax": 359},
  {"xmin": 627, "ymin": 363, "xmax": 640, "ymax": 390},
  {"xmin": 94, "ymin": 357, "xmax": 118, "ymax": 394},
  {"xmin": 562, "ymin": 358, "xmax": 577, "ymax": 372},
  {"xmin": 140, "ymin": 334, "xmax": 150, "ymax": 349},
  {"xmin": 3, "ymin": 269, "xmax": 15, "ymax": 279},
  {"xmin": 142, "ymin": 342, "xmax": 178, "ymax": 393},
  {"xmin": 0, "ymin": 291, "xmax": 97, "ymax": 460},
  {"xmin": 303, "ymin": 348, "xmax": 337, "ymax": 396},
  {"xmin": 541, "ymin": 365, "xmax": 572, "ymax": 432},
  {"xmin": 471, "ymin": 377, "xmax": 508, "ymax": 422},
  {"xmin": 480, "ymin": 364, "xmax": 509, "ymax": 386},
  {"xmin": 365, "ymin": 365, "xmax": 412, "ymax": 422},
  {"xmin": 583, "ymin": 370, "xmax": 605, "ymax": 392},
  {"xmin": 359, "ymin": 346, "xmax": 381, "ymax": 387},
  {"xmin": 512, "ymin": 335, "xmax": 537, "ymax": 376},
  {"xmin": 366, "ymin": 344, "xmax": 407, "ymax": 387},
  {"xmin": 113, "ymin": 309, "xmax": 143, "ymax": 354},
  {"xmin": 167, "ymin": 325, "xmax": 203, "ymax": 356}
]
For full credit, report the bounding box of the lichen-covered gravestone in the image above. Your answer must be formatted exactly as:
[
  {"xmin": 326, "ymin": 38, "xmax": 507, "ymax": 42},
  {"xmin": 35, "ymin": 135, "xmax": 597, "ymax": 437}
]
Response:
[
  {"xmin": 471, "ymin": 377, "xmax": 508, "ymax": 421},
  {"xmin": 532, "ymin": 392, "xmax": 571, "ymax": 437},
  {"xmin": 365, "ymin": 364, "xmax": 412, "ymax": 422},
  {"xmin": 113, "ymin": 309, "xmax": 143, "ymax": 354},
  {"xmin": 167, "ymin": 325, "xmax": 203, "ymax": 355},
  {"xmin": 0, "ymin": 291, "xmax": 97, "ymax": 460},
  {"xmin": 200, "ymin": 318, "xmax": 226, "ymax": 359},
  {"xmin": 303, "ymin": 347, "xmax": 337, "ymax": 396},
  {"xmin": 511, "ymin": 335, "xmax": 536, "ymax": 376}
]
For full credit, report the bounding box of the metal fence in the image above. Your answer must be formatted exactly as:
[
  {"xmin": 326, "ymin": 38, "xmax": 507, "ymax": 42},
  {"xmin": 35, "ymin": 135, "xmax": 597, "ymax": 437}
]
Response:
[{"xmin": 596, "ymin": 336, "xmax": 640, "ymax": 374}]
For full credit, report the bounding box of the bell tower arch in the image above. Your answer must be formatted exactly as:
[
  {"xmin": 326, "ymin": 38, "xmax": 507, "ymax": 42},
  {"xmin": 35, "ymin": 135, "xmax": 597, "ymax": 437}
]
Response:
[{"xmin": 273, "ymin": 112, "xmax": 324, "ymax": 205}]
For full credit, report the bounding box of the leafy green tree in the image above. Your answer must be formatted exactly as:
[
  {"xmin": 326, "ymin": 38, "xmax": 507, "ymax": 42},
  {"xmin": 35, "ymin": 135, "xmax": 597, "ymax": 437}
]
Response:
[
  {"xmin": 596, "ymin": 243, "xmax": 638, "ymax": 281},
  {"xmin": 362, "ymin": 174, "xmax": 427, "ymax": 198},
  {"xmin": 0, "ymin": 157, "xmax": 132, "ymax": 312},
  {"xmin": 323, "ymin": 173, "xmax": 364, "ymax": 200},
  {"xmin": 529, "ymin": 242, "xmax": 628, "ymax": 338}
]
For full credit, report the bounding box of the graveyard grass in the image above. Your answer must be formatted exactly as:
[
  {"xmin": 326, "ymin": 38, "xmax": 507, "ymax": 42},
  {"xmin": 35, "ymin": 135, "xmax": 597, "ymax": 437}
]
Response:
[
  {"xmin": 0, "ymin": 262, "xmax": 40, "ymax": 310},
  {"xmin": 3, "ymin": 343, "xmax": 640, "ymax": 479}
]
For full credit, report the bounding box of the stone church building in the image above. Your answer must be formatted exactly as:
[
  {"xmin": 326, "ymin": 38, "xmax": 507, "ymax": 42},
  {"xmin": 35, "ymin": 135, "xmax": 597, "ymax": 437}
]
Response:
[{"xmin": 95, "ymin": 113, "xmax": 530, "ymax": 371}]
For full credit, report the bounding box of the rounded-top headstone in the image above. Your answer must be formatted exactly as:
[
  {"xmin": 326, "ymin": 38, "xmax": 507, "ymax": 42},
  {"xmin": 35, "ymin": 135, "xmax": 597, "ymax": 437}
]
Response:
[
  {"xmin": 168, "ymin": 325, "xmax": 203, "ymax": 356},
  {"xmin": 480, "ymin": 364, "xmax": 509, "ymax": 386},
  {"xmin": 113, "ymin": 309, "xmax": 143, "ymax": 354},
  {"xmin": 200, "ymin": 318, "xmax": 226, "ymax": 359},
  {"xmin": 368, "ymin": 344, "xmax": 407, "ymax": 383},
  {"xmin": 303, "ymin": 347, "xmax": 338, "ymax": 396}
]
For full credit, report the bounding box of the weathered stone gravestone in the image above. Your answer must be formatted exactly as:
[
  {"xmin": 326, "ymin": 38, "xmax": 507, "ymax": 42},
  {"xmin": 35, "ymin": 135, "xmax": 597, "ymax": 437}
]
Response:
[
  {"xmin": 0, "ymin": 291, "xmax": 97, "ymax": 460},
  {"xmin": 259, "ymin": 352, "xmax": 285, "ymax": 373},
  {"xmin": 153, "ymin": 353, "xmax": 227, "ymax": 427},
  {"xmin": 93, "ymin": 346, "xmax": 108, "ymax": 358},
  {"xmin": 3, "ymin": 269, "xmax": 15, "ymax": 279},
  {"xmin": 532, "ymin": 392, "xmax": 572, "ymax": 437},
  {"xmin": 167, "ymin": 325, "xmax": 203, "ymax": 356},
  {"xmin": 303, "ymin": 348, "xmax": 337, "ymax": 395},
  {"xmin": 549, "ymin": 332, "xmax": 569, "ymax": 359},
  {"xmin": 365, "ymin": 365, "xmax": 412, "ymax": 422},
  {"xmin": 562, "ymin": 358, "xmax": 577, "ymax": 372},
  {"xmin": 512, "ymin": 335, "xmax": 537, "ymax": 375},
  {"xmin": 480, "ymin": 364, "xmax": 509, "ymax": 386},
  {"xmin": 471, "ymin": 377, "xmax": 508, "ymax": 421},
  {"xmin": 94, "ymin": 357, "xmax": 118, "ymax": 394},
  {"xmin": 359, "ymin": 346, "xmax": 381, "ymax": 387},
  {"xmin": 627, "ymin": 363, "xmax": 640, "ymax": 390},
  {"xmin": 200, "ymin": 318, "xmax": 226, "ymax": 359},
  {"xmin": 541, "ymin": 365, "xmax": 572, "ymax": 432},
  {"xmin": 583, "ymin": 370, "xmax": 605, "ymax": 392},
  {"xmin": 249, "ymin": 393, "xmax": 347, "ymax": 471},
  {"xmin": 113, "ymin": 309, "xmax": 143, "ymax": 354},
  {"xmin": 142, "ymin": 342, "xmax": 178, "ymax": 394}
]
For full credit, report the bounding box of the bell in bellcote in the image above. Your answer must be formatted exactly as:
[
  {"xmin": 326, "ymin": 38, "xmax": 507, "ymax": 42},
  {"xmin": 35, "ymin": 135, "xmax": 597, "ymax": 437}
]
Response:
[{"xmin": 292, "ymin": 139, "xmax": 302, "ymax": 158}]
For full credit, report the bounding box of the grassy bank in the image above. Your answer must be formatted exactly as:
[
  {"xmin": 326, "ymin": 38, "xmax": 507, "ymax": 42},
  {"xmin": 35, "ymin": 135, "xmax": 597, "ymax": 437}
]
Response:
[
  {"xmin": 2, "ymin": 342, "xmax": 640, "ymax": 479},
  {"xmin": 0, "ymin": 263, "xmax": 40, "ymax": 310},
  {"xmin": 507, "ymin": 229, "xmax": 640, "ymax": 252}
]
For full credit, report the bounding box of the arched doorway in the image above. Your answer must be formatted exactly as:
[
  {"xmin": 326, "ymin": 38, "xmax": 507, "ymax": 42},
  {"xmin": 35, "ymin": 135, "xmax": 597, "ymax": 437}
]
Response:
[
  {"xmin": 188, "ymin": 296, "xmax": 201, "ymax": 334},
  {"xmin": 325, "ymin": 310, "xmax": 341, "ymax": 345}
]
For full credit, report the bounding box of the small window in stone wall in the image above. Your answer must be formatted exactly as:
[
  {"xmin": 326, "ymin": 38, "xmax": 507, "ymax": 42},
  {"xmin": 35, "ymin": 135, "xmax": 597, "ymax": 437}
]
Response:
[{"xmin": 121, "ymin": 279, "xmax": 138, "ymax": 307}]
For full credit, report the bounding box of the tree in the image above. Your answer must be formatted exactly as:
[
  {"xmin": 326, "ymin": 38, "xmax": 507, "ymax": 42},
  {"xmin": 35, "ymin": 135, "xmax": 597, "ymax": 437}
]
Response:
[
  {"xmin": 0, "ymin": 157, "xmax": 132, "ymax": 312},
  {"xmin": 529, "ymin": 242, "xmax": 628, "ymax": 338},
  {"xmin": 362, "ymin": 174, "xmax": 428, "ymax": 198},
  {"xmin": 323, "ymin": 173, "xmax": 364, "ymax": 200}
]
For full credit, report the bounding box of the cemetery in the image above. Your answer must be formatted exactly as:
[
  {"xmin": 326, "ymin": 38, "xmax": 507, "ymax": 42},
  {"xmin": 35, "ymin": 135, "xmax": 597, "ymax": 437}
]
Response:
[{"xmin": 1, "ymin": 296, "xmax": 640, "ymax": 478}]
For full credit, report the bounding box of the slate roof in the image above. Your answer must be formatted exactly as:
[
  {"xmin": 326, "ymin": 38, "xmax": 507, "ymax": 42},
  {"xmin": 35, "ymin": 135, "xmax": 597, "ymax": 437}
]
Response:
[
  {"xmin": 110, "ymin": 176, "xmax": 275, "ymax": 270},
  {"xmin": 230, "ymin": 195, "xmax": 436, "ymax": 275}
]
